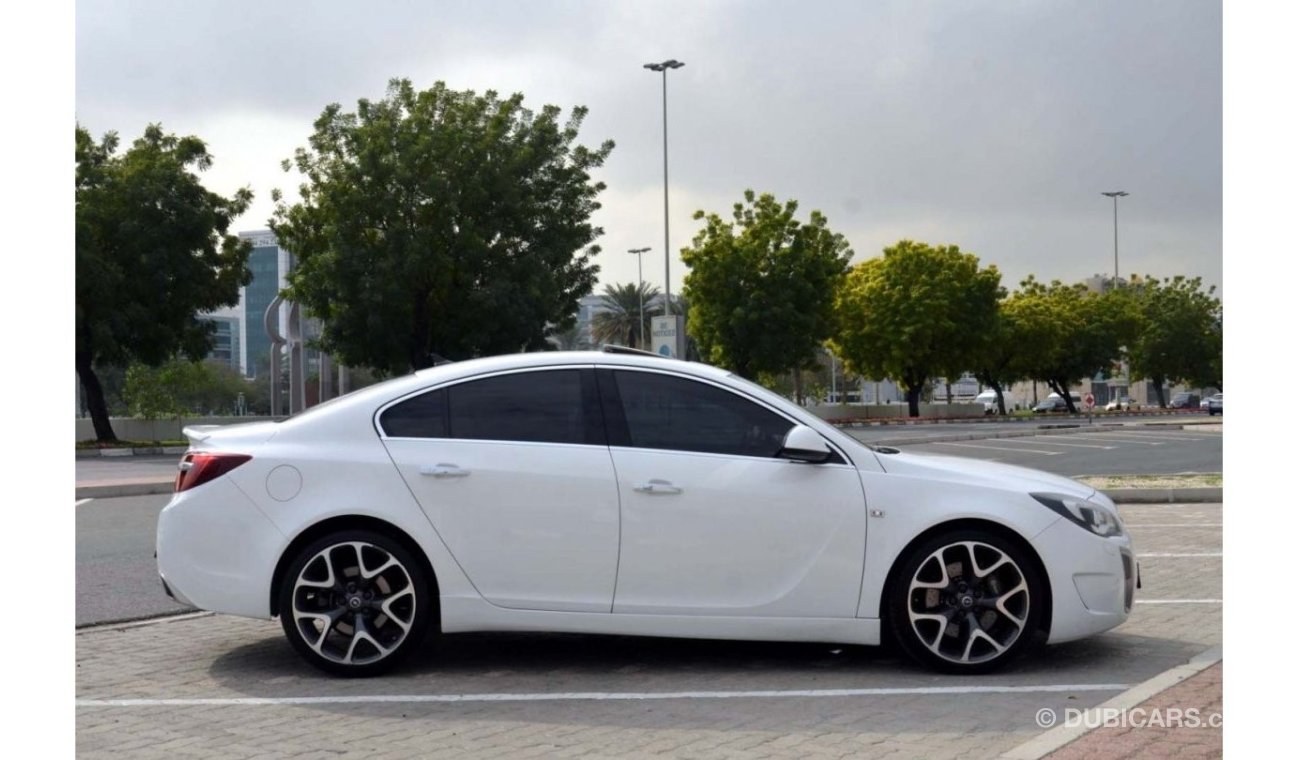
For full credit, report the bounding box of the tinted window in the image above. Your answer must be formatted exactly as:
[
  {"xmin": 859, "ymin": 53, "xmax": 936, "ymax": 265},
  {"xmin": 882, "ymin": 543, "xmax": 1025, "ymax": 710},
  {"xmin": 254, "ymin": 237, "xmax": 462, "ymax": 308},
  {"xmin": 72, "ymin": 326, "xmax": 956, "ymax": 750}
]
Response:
[
  {"xmin": 380, "ymin": 389, "xmax": 447, "ymax": 438},
  {"xmin": 448, "ymin": 370, "xmax": 587, "ymax": 444},
  {"xmin": 612, "ymin": 371, "xmax": 792, "ymax": 457}
]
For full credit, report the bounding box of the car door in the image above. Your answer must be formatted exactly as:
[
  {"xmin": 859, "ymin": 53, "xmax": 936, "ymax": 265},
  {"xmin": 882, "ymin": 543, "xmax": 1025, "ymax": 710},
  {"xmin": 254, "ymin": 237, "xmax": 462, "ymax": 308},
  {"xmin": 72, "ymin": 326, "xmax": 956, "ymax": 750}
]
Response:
[
  {"xmin": 600, "ymin": 368, "xmax": 868, "ymax": 618},
  {"xmin": 379, "ymin": 367, "xmax": 620, "ymax": 613}
]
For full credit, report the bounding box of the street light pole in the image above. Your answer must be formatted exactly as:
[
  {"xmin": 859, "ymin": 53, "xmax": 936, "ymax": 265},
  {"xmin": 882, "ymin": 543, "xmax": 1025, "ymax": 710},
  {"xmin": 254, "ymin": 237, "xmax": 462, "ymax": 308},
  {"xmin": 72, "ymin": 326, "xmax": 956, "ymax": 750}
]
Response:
[
  {"xmin": 628, "ymin": 247, "xmax": 650, "ymax": 349},
  {"xmin": 1101, "ymin": 191, "xmax": 1129, "ymax": 283},
  {"xmin": 644, "ymin": 59, "xmax": 684, "ymax": 315}
]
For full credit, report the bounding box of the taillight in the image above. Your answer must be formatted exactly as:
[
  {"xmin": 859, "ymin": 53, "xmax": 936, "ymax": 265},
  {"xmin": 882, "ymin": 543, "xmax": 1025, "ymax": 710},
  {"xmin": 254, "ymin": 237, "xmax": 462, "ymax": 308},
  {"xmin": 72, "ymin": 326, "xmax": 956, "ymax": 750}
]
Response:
[{"xmin": 175, "ymin": 452, "xmax": 252, "ymax": 493}]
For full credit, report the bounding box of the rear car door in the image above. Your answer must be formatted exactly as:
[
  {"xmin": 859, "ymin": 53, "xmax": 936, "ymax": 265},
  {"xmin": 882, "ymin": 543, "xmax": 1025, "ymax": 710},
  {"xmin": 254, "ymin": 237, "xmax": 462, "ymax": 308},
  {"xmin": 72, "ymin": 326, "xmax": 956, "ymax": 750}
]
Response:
[{"xmin": 379, "ymin": 367, "xmax": 620, "ymax": 613}]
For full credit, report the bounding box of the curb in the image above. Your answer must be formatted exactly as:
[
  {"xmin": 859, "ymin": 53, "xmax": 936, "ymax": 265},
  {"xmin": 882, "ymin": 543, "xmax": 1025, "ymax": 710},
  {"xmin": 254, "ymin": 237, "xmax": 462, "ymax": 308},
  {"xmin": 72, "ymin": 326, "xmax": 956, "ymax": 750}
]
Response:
[
  {"xmin": 999, "ymin": 645, "xmax": 1223, "ymax": 759},
  {"xmin": 76, "ymin": 446, "xmax": 188, "ymax": 459},
  {"xmin": 1103, "ymin": 487, "xmax": 1223, "ymax": 504},
  {"xmin": 75, "ymin": 480, "xmax": 175, "ymax": 499}
]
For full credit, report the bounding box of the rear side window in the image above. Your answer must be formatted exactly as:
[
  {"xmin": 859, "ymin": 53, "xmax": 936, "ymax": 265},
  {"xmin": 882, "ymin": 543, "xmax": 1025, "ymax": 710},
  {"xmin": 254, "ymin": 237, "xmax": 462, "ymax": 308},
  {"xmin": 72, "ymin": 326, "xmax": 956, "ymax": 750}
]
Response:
[
  {"xmin": 611, "ymin": 371, "xmax": 792, "ymax": 458},
  {"xmin": 448, "ymin": 370, "xmax": 590, "ymax": 445},
  {"xmin": 379, "ymin": 389, "xmax": 447, "ymax": 438}
]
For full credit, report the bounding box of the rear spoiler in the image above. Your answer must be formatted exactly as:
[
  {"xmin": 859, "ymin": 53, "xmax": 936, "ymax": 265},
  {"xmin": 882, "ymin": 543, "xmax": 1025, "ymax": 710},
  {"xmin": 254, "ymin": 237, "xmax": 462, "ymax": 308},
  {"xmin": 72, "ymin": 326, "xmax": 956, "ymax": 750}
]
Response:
[{"xmin": 182, "ymin": 425, "xmax": 223, "ymax": 445}]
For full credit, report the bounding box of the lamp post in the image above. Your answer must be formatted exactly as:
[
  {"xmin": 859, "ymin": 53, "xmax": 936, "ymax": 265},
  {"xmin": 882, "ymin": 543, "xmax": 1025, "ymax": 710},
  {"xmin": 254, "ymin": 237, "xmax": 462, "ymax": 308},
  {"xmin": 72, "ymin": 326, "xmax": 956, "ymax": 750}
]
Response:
[
  {"xmin": 628, "ymin": 247, "xmax": 650, "ymax": 349},
  {"xmin": 643, "ymin": 59, "xmax": 685, "ymax": 315},
  {"xmin": 1101, "ymin": 191, "xmax": 1129, "ymax": 283}
]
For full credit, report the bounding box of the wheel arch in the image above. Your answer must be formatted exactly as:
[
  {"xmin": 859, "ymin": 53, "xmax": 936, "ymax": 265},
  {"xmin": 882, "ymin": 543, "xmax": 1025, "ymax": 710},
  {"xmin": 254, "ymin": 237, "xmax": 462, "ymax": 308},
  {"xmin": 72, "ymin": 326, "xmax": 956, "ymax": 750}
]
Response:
[
  {"xmin": 878, "ymin": 517, "xmax": 1052, "ymax": 638},
  {"xmin": 269, "ymin": 514, "xmax": 440, "ymax": 625}
]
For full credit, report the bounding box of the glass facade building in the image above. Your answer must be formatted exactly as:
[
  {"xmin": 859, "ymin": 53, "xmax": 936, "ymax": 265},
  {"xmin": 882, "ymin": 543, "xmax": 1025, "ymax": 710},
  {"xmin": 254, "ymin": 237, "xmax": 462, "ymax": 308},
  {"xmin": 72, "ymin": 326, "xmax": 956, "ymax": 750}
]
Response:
[{"xmin": 242, "ymin": 233, "xmax": 284, "ymax": 378}]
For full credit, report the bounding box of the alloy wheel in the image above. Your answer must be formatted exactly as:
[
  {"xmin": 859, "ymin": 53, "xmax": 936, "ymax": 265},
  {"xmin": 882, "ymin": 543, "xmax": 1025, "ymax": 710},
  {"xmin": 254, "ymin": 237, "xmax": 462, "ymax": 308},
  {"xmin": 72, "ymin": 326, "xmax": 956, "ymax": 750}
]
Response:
[
  {"xmin": 905, "ymin": 540, "xmax": 1030, "ymax": 665},
  {"xmin": 289, "ymin": 541, "xmax": 417, "ymax": 666}
]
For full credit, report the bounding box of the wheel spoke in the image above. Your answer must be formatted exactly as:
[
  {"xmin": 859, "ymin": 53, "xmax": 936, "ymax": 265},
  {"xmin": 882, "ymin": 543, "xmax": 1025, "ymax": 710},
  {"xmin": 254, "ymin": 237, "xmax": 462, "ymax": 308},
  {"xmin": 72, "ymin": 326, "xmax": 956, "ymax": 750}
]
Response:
[
  {"xmin": 344, "ymin": 614, "xmax": 392, "ymax": 664},
  {"xmin": 294, "ymin": 550, "xmax": 337, "ymax": 590},
  {"xmin": 909, "ymin": 552, "xmax": 951, "ymax": 590},
  {"xmin": 379, "ymin": 587, "xmax": 416, "ymax": 632}
]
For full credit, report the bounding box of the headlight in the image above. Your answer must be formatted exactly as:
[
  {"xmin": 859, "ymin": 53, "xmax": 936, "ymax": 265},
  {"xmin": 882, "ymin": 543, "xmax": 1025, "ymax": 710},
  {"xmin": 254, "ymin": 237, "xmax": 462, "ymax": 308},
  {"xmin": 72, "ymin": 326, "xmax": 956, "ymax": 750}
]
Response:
[{"xmin": 1031, "ymin": 493, "xmax": 1125, "ymax": 537}]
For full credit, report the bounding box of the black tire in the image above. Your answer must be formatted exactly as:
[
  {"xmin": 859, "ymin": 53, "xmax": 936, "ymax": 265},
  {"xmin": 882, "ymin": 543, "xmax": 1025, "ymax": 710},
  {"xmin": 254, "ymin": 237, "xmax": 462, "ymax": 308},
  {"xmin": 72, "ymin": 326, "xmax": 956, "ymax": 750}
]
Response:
[
  {"xmin": 277, "ymin": 529, "xmax": 432, "ymax": 677},
  {"xmin": 887, "ymin": 528, "xmax": 1045, "ymax": 674}
]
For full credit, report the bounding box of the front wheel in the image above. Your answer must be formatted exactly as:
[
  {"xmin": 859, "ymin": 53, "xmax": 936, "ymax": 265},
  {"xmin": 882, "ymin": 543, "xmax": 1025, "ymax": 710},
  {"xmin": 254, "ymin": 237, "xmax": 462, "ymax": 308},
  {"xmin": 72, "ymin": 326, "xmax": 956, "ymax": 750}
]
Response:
[
  {"xmin": 888, "ymin": 530, "xmax": 1045, "ymax": 673},
  {"xmin": 278, "ymin": 530, "xmax": 432, "ymax": 676}
]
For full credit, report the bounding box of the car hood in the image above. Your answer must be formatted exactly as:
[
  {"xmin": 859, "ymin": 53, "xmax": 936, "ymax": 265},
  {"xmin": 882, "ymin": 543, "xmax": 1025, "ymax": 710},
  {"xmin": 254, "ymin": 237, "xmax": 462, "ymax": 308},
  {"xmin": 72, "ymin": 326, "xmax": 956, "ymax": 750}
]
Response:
[{"xmin": 869, "ymin": 449, "xmax": 1096, "ymax": 500}]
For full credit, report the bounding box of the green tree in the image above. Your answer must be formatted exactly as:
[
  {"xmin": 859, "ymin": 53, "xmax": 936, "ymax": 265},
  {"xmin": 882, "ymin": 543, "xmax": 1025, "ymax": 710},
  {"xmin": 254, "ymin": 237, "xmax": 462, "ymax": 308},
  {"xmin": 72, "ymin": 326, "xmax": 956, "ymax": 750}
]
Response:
[
  {"xmin": 830, "ymin": 240, "xmax": 1003, "ymax": 417},
  {"xmin": 1008, "ymin": 277, "xmax": 1141, "ymax": 413},
  {"xmin": 681, "ymin": 190, "xmax": 852, "ymax": 399},
  {"xmin": 590, "ymin": 282, "xmax": 660, "ymax": 348},
  {"xmin": 124, "ymin": 358, "xmax": 257, "ymax": 419},
  {"xmin": 271, "ymin": 78, "xmax": 613, "ymax": 375},
  {"xmin": 76, "ymin": 124, "xmax": 253, "ymax": 442},
  {"xmin": 1126, "ymin": 276, "xmax": 1222, "ymax": 407},
  {"xmin": 971, "ymin": 299, "xmax": 1030, "ymax": 416}
]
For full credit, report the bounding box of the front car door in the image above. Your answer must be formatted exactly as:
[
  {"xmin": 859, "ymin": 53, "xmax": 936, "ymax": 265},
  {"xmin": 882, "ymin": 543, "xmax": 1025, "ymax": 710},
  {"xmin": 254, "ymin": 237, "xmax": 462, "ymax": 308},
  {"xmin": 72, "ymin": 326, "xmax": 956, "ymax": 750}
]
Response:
[
  {"xmin": 379, "ymin": 367, "xmax": 620, "ymax": 613},
  {"xmin": 600, "ymin": 368, "xmax": 868, "ymax": 618}
]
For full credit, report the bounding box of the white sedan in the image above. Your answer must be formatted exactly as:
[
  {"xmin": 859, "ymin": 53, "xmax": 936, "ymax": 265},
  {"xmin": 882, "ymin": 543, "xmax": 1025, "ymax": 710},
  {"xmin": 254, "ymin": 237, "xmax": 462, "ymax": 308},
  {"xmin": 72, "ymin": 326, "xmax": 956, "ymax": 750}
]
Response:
[{"xmin": 157, "ymin": 350, "xmax": 1137, "ymax": 676}]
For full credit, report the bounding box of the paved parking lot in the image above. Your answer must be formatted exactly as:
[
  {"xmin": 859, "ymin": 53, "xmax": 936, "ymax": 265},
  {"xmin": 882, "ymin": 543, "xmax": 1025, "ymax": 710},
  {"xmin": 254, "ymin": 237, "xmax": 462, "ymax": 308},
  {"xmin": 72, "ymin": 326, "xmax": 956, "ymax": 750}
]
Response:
[
  {"xmin": 75, "ymin": 502, "xmax": 1221, "ymax": 759},
  {"xmin": 863, "ymin": 425, "xmax": 1222, "ymax": 475}
]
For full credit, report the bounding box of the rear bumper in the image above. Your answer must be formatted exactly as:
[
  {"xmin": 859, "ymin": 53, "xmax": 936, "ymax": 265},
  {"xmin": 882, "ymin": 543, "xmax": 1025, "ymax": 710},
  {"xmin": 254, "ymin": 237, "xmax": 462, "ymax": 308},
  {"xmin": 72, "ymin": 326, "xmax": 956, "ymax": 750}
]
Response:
[{"xmin": 156, "ymin": 476, "xmax": 287, "ymax": 619}]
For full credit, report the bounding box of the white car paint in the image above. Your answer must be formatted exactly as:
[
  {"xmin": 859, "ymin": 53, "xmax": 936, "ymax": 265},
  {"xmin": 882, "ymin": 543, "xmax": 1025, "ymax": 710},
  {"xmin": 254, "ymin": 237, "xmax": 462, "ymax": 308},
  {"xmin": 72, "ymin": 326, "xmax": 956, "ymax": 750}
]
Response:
[{"xmin": 156, "ymin": 351, "xmax": 1134, "ymax": 672}]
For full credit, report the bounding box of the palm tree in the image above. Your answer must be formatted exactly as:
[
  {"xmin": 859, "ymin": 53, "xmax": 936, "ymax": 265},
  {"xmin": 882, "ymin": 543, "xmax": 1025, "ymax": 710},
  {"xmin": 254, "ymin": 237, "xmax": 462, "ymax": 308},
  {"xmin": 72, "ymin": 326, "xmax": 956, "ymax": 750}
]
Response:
[
  {"xmin": 547, "ymin": 322, "xmax": 592, "ymax": 351},
  {"xmin": 591, "ymin": 282, "xmax": 660, "ymax": 349}
]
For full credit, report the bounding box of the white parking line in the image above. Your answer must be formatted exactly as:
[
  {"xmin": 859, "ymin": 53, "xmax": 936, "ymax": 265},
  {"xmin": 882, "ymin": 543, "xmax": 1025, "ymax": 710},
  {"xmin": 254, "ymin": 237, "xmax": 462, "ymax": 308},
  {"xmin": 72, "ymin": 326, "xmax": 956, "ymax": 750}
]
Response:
[
  {"xmin": 1125, "ymin": 524, "xmax": 1222, "ymax": 528},
  {"xmin": 75, "ymin": 498, "xmax": 93, "ymax": 507},
  {"xmin": 1136, "ymin": 552, "xmax": 1222, "ymax": 558},
  {"xmin": 1020, "ymin": 438, "xmax": 1115, "ymax": 450},
  {"xmin": 1038, "ymin": 435, "xmax": 1163, "ymax": 446},
  {"xmin": 1134, "ymin": 599, "xmax": 1222, "ymax": 604},
  {"xmin": 1093, "ymin": 431, "xmax": 1207, "ymax": 442},
  {"xmin": 929, "ymin": 442, "xmax": 1062, "ymax": 455},
  {"xmin": 74, "ymin": 682, "xmax": 1131, "ymax": 708}
]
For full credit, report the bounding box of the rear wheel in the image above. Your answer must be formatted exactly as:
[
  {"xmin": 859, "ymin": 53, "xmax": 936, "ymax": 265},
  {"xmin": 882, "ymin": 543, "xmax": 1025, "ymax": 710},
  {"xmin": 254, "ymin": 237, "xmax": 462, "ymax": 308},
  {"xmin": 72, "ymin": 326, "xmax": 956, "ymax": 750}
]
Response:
[
  {"xmin": 278, "ymin": 530, "xmax": 431, "ymax": 676},
  {"xmin": 888, "ymin": 529, "xmax": 1044, "ymax": 673}
]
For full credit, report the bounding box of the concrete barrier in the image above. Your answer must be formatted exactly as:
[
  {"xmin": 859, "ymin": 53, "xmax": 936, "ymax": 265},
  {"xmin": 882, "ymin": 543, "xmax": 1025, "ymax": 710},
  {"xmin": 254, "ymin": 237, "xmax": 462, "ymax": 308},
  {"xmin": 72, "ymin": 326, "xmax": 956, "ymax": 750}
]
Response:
[{"xmin": 807, "ymin": 403, "xmax": 987, "ymax": 421}]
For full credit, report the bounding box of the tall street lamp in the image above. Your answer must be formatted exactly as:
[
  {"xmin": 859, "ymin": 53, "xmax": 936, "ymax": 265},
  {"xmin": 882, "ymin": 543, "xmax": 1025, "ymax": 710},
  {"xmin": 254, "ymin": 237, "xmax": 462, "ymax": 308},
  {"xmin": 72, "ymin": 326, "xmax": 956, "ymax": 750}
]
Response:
[
  {"xmin": 1101, "ymin": 191, "xmax": 1129, "ymax": 283},
  {"xmin": 628, "ymin": 247, "xmax": 650, "ymax": 349},
  {"xmin": 644, "ymin": 59, "xmax": 685, "ymax": 315}
]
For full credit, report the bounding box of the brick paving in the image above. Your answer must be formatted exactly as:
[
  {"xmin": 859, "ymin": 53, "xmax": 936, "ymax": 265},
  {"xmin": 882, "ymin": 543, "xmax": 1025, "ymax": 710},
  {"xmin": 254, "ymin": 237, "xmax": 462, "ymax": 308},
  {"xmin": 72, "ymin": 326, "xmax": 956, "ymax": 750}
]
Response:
[
  {"xmin": 76, "ymin": 503, "xmax": 1222, "ymax": 758},
  {"xmin": 1045, "ymin": 663, "xmax": 1222, "ymax": 759}
]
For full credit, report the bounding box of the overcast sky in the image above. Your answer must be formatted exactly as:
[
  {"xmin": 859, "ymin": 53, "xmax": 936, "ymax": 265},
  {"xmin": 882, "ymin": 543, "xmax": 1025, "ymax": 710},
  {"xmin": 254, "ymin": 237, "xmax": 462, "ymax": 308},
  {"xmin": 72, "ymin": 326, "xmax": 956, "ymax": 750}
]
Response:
[{"xmin": 75, "ymin": 0, "xmax": 1222, "ymax": 296}]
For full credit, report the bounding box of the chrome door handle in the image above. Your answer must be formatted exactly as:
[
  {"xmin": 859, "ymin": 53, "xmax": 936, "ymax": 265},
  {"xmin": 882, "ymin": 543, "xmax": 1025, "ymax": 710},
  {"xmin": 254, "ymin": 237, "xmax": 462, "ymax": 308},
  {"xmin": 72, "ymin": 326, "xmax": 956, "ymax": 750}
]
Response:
[
  {"xmin": 420, "ymin": 463, "xmax": 470, "ymax": 478},
  {"xmin": 633, "ymin": 479, "xmax": 682, "ymax": 495}
]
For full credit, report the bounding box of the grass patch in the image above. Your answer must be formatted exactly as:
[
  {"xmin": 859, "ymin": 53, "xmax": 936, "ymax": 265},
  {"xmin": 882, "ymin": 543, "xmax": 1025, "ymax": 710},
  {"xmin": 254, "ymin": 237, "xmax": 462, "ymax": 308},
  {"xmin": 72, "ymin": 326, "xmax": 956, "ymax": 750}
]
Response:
[{"xmin": 1076, "ymin": 473, "xmax": 1222, "ymax": 489}]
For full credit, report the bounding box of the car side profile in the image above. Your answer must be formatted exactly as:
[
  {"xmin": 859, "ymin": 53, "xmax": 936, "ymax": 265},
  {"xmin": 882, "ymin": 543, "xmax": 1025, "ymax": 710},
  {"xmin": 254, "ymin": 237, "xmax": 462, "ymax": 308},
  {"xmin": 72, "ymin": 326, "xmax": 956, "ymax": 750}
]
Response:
[{"xmin": 157, "ymin": 351, "xmax": 1136, "ymax": 676}]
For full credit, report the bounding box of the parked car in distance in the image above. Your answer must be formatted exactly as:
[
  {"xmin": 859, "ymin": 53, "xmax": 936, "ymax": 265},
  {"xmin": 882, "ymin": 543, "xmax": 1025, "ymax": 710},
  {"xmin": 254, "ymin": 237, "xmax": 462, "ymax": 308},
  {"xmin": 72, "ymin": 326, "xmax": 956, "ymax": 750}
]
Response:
[
  {"xmin": 1206, "ymin": 392, "xmax": 1223, "ymax": 415},
  {"xmin": 1033, "ymin": 393, "xmax": 1081, "ymax": 413},
  {"xmin": 1169, "ymin": 392, "xmax": 1201, "ymax": 409},
  {"xmin": 156, "ymin": 350, "xmax": 1136, "ymax": 677},
  {"xmin": 1105, "ymin": 397, "xmax": 1138, "ymax": 412},
  {"xmin": 973, "ymin": 389, "xmax": 999, "ymax": 414}
]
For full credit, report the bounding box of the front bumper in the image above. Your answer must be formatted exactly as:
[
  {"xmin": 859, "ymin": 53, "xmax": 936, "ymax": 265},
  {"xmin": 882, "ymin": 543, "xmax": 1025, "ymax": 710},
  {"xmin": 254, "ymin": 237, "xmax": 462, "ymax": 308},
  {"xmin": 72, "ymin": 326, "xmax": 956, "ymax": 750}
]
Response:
[{"xmin": 1031, "ymin": 517, "xmax": 1135, "ymax": 643}]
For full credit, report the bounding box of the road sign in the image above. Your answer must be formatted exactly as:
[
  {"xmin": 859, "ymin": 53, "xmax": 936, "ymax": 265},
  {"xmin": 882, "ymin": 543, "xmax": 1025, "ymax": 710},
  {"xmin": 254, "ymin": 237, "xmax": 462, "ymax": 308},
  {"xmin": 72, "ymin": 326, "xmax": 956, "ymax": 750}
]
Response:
[{"xmin": 1084, "ymin": 393, "xmax": 1095, "ymax": 410}]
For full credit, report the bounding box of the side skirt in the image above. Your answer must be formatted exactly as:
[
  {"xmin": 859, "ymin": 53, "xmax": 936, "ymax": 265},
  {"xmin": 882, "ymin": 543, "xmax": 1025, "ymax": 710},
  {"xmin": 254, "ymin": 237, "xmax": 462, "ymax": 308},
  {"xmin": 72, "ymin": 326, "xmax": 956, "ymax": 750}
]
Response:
[{"xmin": 439, "ymin": 597, "xmax": 881, "ymax": 646}]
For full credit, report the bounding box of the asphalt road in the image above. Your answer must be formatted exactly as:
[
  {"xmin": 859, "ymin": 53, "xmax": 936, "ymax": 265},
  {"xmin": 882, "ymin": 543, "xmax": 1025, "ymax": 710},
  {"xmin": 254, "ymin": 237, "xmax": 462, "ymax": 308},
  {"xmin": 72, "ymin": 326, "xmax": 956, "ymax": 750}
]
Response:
[{"xmin": 76, "ymin": 494, "xmax": 192, "ymax": 626}]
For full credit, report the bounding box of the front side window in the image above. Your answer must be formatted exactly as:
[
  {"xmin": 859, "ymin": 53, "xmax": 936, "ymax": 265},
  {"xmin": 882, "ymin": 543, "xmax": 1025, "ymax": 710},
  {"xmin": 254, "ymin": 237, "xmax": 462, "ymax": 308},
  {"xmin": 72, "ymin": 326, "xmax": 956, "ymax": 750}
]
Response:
[{"xmin": 612, "ymin": 371, "xmax": 792, "ymax": 458}]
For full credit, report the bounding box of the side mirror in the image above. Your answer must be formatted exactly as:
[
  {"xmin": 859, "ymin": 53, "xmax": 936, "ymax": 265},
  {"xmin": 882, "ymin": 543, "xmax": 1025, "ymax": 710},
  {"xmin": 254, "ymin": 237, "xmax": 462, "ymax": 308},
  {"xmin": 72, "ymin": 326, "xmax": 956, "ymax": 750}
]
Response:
[{"xmin": 779, "ymin": 425, "xmax": 832, "ymax": 463}]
